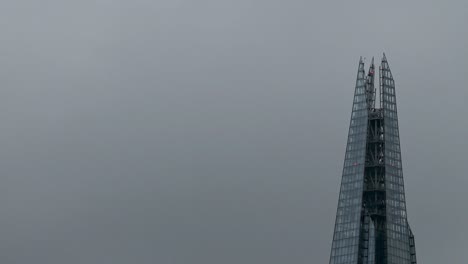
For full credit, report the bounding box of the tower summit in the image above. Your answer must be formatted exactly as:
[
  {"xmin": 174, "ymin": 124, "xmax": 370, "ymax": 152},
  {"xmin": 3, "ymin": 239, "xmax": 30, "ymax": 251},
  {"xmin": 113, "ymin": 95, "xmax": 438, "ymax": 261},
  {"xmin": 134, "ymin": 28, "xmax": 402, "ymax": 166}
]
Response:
[{"xmin": 329, "ymin": 55, "xmax": 416, "ymax": 264}]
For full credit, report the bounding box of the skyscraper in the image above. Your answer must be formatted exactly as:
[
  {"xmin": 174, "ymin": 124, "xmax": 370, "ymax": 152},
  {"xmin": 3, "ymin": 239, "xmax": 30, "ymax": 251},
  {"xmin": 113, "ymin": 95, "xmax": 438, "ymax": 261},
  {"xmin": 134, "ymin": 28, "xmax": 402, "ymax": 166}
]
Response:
[{"xmin": 329, "ymin": 55, "xmax": 417, "ymax": 264}]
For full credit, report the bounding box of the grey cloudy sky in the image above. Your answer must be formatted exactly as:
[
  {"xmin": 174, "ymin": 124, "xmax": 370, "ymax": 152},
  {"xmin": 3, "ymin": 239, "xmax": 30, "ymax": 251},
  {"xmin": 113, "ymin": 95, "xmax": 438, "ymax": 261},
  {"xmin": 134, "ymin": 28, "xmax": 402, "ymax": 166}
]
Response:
[{"xmin": 1, "ymin": 0, "xmax": 467, "ymax": 263}]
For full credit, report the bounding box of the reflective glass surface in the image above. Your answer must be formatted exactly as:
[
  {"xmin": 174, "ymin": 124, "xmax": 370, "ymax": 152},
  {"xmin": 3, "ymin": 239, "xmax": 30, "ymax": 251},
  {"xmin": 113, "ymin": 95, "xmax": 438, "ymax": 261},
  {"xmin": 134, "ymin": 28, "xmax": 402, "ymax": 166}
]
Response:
[
  {"xmin": 330, "ymin": 56, "xmax": 416, "ymax": 264},
  {"xmin": 368, "ymin": 220, "xmax": 375, "ymax": 264},
  {"xmin": 330, "ymin": 61, "xmax": 368, "ymax": 264},
  {"xmin": 381, "ymin": 59, "xmax": 412, "ymax": 264}
]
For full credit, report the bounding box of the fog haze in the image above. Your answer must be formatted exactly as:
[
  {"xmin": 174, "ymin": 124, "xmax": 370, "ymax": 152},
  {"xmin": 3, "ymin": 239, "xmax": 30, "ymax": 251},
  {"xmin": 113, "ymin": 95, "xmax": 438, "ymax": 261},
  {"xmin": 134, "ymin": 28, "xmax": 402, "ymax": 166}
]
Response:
[{"xmin": 2, "ymin": 1, "xmax": 468, "ymax": 263}]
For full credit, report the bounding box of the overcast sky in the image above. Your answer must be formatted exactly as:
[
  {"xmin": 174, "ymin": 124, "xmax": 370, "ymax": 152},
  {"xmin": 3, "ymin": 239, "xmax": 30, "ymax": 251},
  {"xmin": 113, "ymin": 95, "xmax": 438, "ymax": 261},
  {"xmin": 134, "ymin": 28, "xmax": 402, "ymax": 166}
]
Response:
[{"xmin": 1, "ymin": 1, "xmax": 467, "ymax": 263}]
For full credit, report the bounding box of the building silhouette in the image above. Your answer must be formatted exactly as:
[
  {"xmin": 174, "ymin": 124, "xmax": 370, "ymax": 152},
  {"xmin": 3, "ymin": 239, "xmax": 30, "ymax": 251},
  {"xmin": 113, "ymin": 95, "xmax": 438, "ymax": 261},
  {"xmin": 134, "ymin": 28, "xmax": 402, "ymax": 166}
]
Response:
[{"xmin": 329, "ymin": 55, "xmax": 417, "ymax": 264}]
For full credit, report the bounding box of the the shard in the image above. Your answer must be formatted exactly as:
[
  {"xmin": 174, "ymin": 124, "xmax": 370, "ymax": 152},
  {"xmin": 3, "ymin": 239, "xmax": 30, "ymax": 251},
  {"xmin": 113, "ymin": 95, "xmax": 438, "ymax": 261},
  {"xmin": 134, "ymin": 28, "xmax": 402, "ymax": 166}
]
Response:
[{"xmin": 329, "ymin": 54, "xmax": 417, "ymax": 264}]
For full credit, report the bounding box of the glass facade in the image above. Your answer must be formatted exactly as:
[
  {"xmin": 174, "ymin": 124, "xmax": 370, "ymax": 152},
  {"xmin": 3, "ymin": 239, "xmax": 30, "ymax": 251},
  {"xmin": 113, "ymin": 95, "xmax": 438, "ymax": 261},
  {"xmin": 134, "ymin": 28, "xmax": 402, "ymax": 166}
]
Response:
[
  {"xmin": 329, "ymin": 59, "xmax": 368, "ymax": 264},
  {"xmin": 329, "ymin": 55, "xmax": 416, "ymax": 264},
  {"xmin": 380, "ymin": 56, "xmax": 412, "ymax": 264},
  {"xmin": 368, "ymin": 220, "xmax": 375, "ymax": 264}
]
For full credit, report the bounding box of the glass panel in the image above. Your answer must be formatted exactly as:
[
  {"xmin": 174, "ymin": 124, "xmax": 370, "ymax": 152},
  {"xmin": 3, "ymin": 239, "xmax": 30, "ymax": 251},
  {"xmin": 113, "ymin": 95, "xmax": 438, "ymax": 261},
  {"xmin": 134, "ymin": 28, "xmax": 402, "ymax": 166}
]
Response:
[
  {"xmin": 330, "ymin": 60, "xmax": 368, "ymax": 264},
  {"xmin": 368, "ymin": 219, "xmax": 375, "ymax": 264},
  {"xmin": 381, "ymin": 58, "xmax": 412, "ymax": 264}
]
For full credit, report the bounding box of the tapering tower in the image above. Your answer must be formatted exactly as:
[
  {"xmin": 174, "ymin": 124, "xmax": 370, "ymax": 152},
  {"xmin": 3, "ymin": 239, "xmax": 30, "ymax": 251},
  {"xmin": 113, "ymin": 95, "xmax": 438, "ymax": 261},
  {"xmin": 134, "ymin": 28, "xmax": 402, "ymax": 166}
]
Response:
[{"xmin": 329, "ymin": 54, "xmax": 417, "ymax": 264}]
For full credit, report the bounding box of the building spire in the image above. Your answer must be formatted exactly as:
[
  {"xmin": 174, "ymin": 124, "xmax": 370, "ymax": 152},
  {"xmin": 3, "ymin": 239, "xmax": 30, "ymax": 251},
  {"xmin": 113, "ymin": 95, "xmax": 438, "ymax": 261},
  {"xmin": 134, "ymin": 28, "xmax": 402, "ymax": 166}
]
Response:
[
  {"xmin": 365, "ymin": 57, "xmax": 376, "ymax": 109},
  {"xmin": 329, "ymin": 55, "xmax": 416, "ymax": 264}
]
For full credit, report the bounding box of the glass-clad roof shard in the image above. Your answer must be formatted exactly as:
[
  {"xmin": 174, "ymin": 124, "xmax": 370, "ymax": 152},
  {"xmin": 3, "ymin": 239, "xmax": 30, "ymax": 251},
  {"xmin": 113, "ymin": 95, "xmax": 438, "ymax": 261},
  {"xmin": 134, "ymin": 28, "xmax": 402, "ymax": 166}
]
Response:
[{"xmin": 329, "ymin": 55, "xmax": 416, "ymax": 264}]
